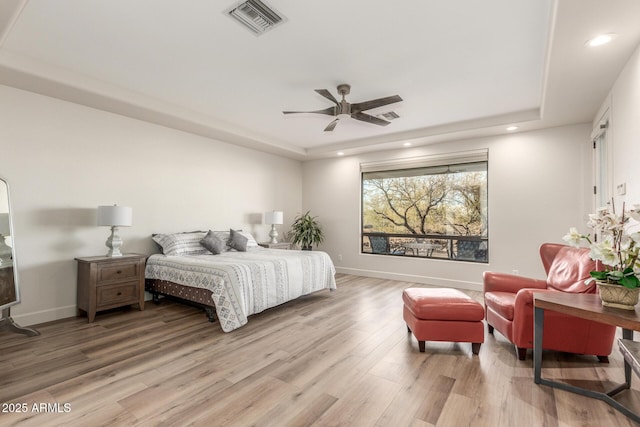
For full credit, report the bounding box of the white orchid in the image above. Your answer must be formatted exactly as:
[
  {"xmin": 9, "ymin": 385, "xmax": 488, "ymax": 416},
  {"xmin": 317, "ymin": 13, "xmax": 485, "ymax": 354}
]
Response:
[
  {"xmin": 562, "ymin": 227, "xmax": 586, "ymax": 246},
  {"xmin": 564, "ymin": 201, "xmax": 640, "ymax": 288},
  {"xmin": 589, "ymin": 240, "xmax": 618, "ymax": 267}
]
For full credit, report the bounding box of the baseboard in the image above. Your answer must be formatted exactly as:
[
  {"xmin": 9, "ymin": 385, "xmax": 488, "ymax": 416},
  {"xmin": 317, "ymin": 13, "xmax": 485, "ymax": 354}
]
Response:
[
  {"xmin": 7, "ymin": 293, "xmax": 157, "ymax": 327},
  {"xmin": 334, "ymin": 267, "xmax": 482, "ymax": 292},
  {"xmin": 8, "ymin": 274, "xmax": 479, "ymax": 327},
  {"xmin": 10, "ymin": 305, "xmax": 77, "ymax": 327}
]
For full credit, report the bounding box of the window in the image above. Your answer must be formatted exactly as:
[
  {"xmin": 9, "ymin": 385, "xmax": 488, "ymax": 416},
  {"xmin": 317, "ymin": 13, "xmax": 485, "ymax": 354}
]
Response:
[{"xmin": 361, "ymin": 152, "xmax": 488, "ymax": 262}]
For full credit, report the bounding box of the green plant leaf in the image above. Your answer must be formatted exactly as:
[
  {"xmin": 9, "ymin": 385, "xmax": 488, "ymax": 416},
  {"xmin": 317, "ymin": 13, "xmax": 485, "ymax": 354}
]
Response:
[
  {"xmin": 609, "ymin": 270, "xmax": 624, "ymax": 279},
  {"xmin": 590, "ymin": 271, "xmax": 608, "ymax": 280},
  {"xmin": 620, "ymin": 275, "xmax": 640, "ymax": 289}
]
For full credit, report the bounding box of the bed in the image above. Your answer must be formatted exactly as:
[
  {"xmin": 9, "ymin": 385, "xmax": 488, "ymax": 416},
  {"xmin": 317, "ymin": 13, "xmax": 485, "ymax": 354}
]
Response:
[{"xmin": 144, "ymin": 230, "xmax": 336, "ymax": 332}]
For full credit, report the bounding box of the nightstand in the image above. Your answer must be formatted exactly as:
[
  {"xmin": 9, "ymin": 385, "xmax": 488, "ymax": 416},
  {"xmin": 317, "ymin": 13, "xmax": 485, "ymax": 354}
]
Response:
[
  {"xmin": 258, "ymin": 242, "xmax": 292, "ymax": 250},
  {"xmin": 75, "ymin": 254, "xmax": 146, "ymax": 322}
]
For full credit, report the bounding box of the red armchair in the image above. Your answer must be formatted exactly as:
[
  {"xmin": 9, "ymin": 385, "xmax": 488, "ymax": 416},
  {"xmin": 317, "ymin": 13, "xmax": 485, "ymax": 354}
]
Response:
[{"xmin": 483, "ymin": 243, "xmax": 616, "ymax": 361}]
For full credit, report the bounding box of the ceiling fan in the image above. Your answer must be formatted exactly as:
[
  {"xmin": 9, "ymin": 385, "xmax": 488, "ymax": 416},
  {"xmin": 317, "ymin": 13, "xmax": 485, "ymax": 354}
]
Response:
[{"xmin": 283, "ymin": 84, "xmax": 402, "ymax": 132}]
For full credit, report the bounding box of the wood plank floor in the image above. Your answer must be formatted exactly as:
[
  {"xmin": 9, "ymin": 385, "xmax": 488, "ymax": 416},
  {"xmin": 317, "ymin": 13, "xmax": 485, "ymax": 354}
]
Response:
[{"xmin": 1, "ymin": 273, "xmax": 640, "ymax": 426}]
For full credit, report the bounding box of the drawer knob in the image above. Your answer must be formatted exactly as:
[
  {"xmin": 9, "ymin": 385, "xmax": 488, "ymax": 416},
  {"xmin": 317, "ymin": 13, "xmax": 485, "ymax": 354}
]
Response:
[
  {"xmin": 117, "ymin": 270, "xmax": 122, "ymax": 274},
  {"xmin": 117, "ymin": 292, "xmax": 122, "ymax": 296}
]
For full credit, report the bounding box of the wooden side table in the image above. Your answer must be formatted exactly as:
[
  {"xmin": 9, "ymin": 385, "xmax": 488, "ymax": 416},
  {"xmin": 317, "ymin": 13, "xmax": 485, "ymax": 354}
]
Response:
[
  {"xmin": 75, "ymin": 254, "xmax": 146, "ymax": 322},
  {"xmin": 258, "ymin": 242, "xmax": 291, "ymax": 250},
  {"xmin": 534, "ymin": 292, "xmax": 640, "ymax": 423}
]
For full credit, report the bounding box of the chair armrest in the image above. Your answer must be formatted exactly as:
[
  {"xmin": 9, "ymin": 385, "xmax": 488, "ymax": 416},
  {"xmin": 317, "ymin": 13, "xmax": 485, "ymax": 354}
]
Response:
[
  {"xmin": 511, "ymin": 288, "xmax": 557, "ymax": 345},
  {"xmin": 514, "ymin": 288, "xmax": 556, "ymax": 308},
  {"xmin": 483, "ymin": 271, "xmax": 547, "ymax": 294}
]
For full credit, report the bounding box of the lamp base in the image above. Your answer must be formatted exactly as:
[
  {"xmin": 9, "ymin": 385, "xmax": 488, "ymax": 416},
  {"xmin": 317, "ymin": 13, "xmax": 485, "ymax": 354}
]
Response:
[
  {"xmin": 105, "ymin": 226, "xmax": 124, "ymax": 257},
  {"xmin": 269, "ymin": 224, "xmax": 279, "ymax": 244}
]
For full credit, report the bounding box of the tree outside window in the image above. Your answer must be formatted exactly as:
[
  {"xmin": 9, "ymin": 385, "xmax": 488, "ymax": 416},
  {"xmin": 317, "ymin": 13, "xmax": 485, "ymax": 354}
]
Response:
[{"xmin": 361, "ymin": 161, "xmax": 488, "ymax": 262}]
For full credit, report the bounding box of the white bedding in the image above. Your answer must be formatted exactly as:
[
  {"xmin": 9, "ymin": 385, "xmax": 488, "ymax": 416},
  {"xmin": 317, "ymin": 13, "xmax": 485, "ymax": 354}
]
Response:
[{"xmin": 145, "ymin": 248, "xmax": 336, "ymax": 332}]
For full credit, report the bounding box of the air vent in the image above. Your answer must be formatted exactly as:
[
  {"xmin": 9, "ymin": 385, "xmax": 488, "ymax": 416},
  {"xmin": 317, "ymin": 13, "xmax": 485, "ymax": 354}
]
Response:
[
  {"xmin": 380, "ymin": 111, "xmax": 400, "ymax": 120},
  {"xmin": 226, "ymin": 0, "xmax": 285, "ymax": 35}
]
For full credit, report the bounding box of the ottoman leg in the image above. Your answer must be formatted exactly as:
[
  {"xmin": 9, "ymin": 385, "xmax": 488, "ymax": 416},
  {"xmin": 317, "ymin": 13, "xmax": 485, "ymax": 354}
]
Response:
[
  {"xmin": 418, "ymin": 340, "xmax": 425, "ymax": 352},
  {"xmin": 472, "ymin": 343, "xmax": 481, "ymax": 355}
]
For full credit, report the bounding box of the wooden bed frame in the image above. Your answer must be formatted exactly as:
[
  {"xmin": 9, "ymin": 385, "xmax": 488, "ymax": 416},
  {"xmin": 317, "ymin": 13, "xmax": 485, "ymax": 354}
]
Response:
[{"xmin": 145, "ymin": 279, "xmax": 217, "ymax": 322}]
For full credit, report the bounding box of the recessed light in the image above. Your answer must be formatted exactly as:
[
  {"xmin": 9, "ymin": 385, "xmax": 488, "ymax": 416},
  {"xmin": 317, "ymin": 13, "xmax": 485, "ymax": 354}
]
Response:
[
  {"xmin": 506, "ymin": 126, "xmax": 519, "ymax": 131},
  {"xmin": 337, "ymin": 151, "xmax": 345, "ymax": 156},
  {"xmin": 586, "ymin": 33, "xmax": 617, "ymax": 47},
  {"xmin": 403, "ymin": 142, "xmax": 412, "ymax": 147}
]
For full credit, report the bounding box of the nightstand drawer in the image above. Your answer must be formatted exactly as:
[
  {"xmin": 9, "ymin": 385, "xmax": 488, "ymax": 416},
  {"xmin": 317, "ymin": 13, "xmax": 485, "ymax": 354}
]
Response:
[
  {"xmin": 96, "ymin": 262, "xmax": 140, "ymax": 284},
  {"xmin": 96, "ymin": 281, "xmax": 139, "ymax": 308}
]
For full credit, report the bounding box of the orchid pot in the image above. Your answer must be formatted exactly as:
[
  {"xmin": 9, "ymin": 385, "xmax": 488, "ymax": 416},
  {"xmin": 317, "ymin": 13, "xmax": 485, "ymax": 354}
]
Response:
[{"xmin": 596, "ymin": 281, "xmax": 640, "ymax": 310}]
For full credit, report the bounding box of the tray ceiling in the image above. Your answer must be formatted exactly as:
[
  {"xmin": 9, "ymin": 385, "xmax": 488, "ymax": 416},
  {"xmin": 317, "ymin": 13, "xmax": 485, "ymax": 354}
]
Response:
[{"xmin": 1, "ymin": 0, "xmax": 639, "ymax": 159}]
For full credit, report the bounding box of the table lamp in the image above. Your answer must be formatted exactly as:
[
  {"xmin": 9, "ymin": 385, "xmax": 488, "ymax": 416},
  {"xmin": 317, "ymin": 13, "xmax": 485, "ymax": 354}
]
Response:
[
  {"xmin": 265, "ymin": 211, "xmax": 283, "ymax": 244},
  {"xmin": 97, "ymin": 205, "xmax": 132, "ymax": 257}
]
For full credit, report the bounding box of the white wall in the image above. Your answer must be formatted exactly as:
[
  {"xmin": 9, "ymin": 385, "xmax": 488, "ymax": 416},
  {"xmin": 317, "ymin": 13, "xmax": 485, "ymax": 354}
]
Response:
[
  {"xmin": 0, "ymin": 85, "xmax": 303, "ymax": 325},
  {"xmin": 600, "ymin": 43, "xmax": 640, "ymax": 206},
  {"xmin": 303, "ymin": 124, "xmax": 593, "ymax": 290}
]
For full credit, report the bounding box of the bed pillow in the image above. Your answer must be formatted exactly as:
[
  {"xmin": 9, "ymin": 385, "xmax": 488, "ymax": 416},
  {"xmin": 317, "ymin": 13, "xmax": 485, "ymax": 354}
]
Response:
[
  {"xmin": 214, "ymin": 229, "xmax": 258, "ymax": 249},
  {"xmin": 228, "ymin": 228, "xmax": 249, "ymax": 252},
  {"xmin": 200, "ymin": 230, "xmax": 226, "ymax": 255},
  {"xmin": 235, "ymin": 229, "xmax": 259, "ymax": 248},
  {"xmin": 211, "ymin": 230, "xmax": 232, "ymax": 251},
  {"xmin": 152, "ymin": 231, "xmax": 209, "ymax": 256}
]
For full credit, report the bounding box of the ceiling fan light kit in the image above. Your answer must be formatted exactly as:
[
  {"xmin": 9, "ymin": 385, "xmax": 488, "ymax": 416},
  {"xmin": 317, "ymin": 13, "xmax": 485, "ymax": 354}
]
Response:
[{"xmin": 283, "ymin": 84, "xmax": 403, "ymax": 132}]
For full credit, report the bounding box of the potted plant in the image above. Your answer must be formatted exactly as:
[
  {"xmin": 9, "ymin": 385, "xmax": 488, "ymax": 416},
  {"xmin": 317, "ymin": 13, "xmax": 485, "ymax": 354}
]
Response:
[
  {"xmin": 563, "ymin": 202, "xmax": 640, "ymax": 309},
  {"xmin": 291, "ymin": 211, "xmax": 324, "ymax": 250}
]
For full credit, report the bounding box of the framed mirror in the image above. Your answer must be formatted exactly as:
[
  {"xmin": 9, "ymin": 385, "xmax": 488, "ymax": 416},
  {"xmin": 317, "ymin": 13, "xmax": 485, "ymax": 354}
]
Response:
[{"xmin": 0, "ymin": 176, "xmax": 39, "ymax": 336}]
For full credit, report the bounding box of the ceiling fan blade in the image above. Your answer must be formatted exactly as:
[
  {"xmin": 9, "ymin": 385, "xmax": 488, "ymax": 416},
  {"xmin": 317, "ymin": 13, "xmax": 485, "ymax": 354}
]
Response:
[
  {"xmin": 283, "ymin": 106, "xmax": 337, "ymax": 116},
  {"xmin": 351, "ymin": 95, "xmax": 403, "ymax": 113},
  {"xmin": 351, "ymin": 112, "xmax": 391, "ymax": 126},
  {"xmin": 315, "ymin": 89, "xmax": 340, "ymax": 105},
  {"xmin": 324, "ymin": 118, "xmax": 339, "ymax": 132}
]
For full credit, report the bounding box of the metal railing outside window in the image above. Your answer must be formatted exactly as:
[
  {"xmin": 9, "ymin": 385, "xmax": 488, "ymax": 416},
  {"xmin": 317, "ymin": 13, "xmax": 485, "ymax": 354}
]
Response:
[{"xmin": 362, "ymin": 233, "xmax": 488, "ymax": 263}]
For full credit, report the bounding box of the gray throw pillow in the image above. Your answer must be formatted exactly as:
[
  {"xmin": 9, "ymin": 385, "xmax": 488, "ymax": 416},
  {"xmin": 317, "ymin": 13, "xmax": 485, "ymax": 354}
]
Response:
[
  {"xmin": 200, "ymin": 230, "xmax": 226, "ymax": 255},
  {"xmin": 229, "ymin": 228, "xmax": 249, "ymax": 252}
]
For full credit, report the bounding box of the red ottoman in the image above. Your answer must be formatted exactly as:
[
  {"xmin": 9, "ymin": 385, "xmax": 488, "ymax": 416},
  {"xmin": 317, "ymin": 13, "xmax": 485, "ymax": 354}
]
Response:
[{"xmin": 403, "ymin": 287, "xmax": 485, "ymax": 355}]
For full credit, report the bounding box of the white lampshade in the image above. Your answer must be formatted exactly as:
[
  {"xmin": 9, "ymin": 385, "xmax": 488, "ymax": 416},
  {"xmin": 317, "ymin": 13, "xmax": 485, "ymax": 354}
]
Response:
[
  {"xmin": 265, "ymin": 211, "xmax": 283, "ymax": 225},
  {"xmin": 0, "ymin": 213, "xmax": 10, "ymax": 236},
  {"xmin": 97, "ymin": 205, "xmax": 132, "ymax": 227}
]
